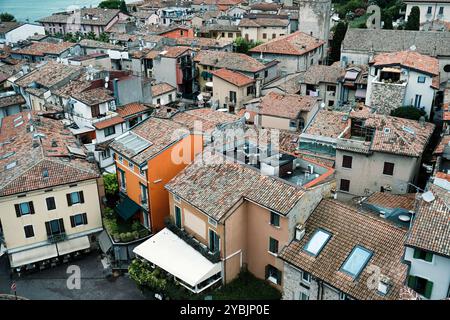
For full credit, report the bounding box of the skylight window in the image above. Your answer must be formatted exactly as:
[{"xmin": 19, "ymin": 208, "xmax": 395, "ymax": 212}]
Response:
[
  {"xmin": 5, "ymin": 161, "xmax": 17, "ymax": 170},
  {"xmin": 341, "ymin": 245, "xmax": 373, "ymax": 278},
  {"xmin": 14, "ymin": 116, "xmax": 23, "ymax": 122},
  {"xmin": 303, "ymin": 229, "xmax": 332, "ymax": 256},
  {"xmin": 14, "ymin": 121, "xmax": 24, "ymax": 127}
]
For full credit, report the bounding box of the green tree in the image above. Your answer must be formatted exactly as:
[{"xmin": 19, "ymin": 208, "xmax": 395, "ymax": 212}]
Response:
[
  {"xmin": 103, "ymin": 173, "xmax": 119, "ymax": 196},
  {"xmin": 119, "ymin": 0, "xmax": 129, "ymax": 14},
  {"xmin": 404, "ymin": 6, "xmax": 420, "ymax": 30},
  {"xmin": 233, "ymin": 37, "xmax": 262, "ymax": 54},
  {"xmin": 86, "ymin": 31, "xmax": 97, "ymax": 40},
  {"xmin": 0, "ymin": 12, "xmax": 16, "ymax": 22},
  {"xmin": 98, "ymin": 0, "xmax": 121, "ymax": 9},
  {"xmin": 329, "ymin": 22, "xmax": 348, "ymax": 63},
  {"xmin": 98, "ymin": 32, "xmax": 110, "ymax": 43},
  {"xmin": 383, "ymin": 13, "xmax": 393, "ymax": 29},
  {"xmin": 390, "ymin": 106, "xmax": 427, "ymax": 120}
]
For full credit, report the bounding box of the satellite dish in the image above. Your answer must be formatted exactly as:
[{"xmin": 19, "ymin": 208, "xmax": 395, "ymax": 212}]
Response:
[
  {"xmin": 409, "ymin": 45, "xmax": 417, "ymax": 51},
  {"xmin": 244, "ymin": 112, "xmax": 250, "ymax": 120},
  {"xmin": 105, "ymin": 76, "xmax": 110, "ymax": 82},
  {"xmin": 105, "ymin": 82, "xmax": 108, "ymax": 88}
]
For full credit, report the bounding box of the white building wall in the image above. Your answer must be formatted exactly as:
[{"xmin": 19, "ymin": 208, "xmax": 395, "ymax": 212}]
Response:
[
  {"xmin": 153, "ymin": 57, "xmax": 177, "ymax": 88},
  {"xmin": 5, "ymin": 24, "xmax": 45, "ymax": 44},
  {"xmin": 404, "ymin": 246, "xmax": 450, "ymax": 300},
  {"xmin": 152, "ymin": 90, "xmax": 177, "ymax": 105},
  {"xmin": 405, "ymin": 2, "xmax": 450, "ymax": 23}
]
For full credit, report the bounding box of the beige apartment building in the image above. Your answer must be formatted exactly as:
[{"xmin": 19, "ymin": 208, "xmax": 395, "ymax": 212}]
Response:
[
  {"xmin": 238, "ymin": 18, "xmax": 290, "ymax": 43},
  {"xmin": 211, "ymin": 68, "xmax": 256, "ymax": 113},
  {"xmin": 0, "ymin": 112, "xmax": 103, "ymax": 271}
]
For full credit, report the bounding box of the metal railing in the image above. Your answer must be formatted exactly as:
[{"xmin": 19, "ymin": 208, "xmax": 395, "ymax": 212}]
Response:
[{"xmin": 48, "ymin": 232, "xmax": 67, "ymax": 243}]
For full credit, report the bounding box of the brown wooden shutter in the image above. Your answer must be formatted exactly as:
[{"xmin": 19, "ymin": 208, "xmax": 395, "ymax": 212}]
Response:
[
  {"xmin": 45, "ymin": 221, "xmax": 51, "ymax": 236},
  {"xmin": 15, "ymin": 204, "xmax": 21, "ymax": 217},
  {"xmin": 82, "ymin": 213, "xmax": 88, "ymax": 225},
  {"xmin": 29, "ymin": 201, "xmax": 35, "ymax": 214},
  {"xmin": 66, "ymin": 193, "xmax": 72, "ymax": 206},
  {"xmin": 59, "ymin": 218, "xmax": 65, "ymax": 233},
  {"xmin": 79, "ymin": 191, "xmax": 85, "ymax": 204},
  {"xmin": 70, "ymin": 216, "xmax": 75, "ymax": 228}
]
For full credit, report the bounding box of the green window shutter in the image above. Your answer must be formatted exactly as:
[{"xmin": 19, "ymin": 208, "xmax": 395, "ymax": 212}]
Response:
[
  {"xmin": 424, "ymin": 281, "xmax": 433, "ymax": 299},
  {"xmin": 407, "ymin": 275, "xmax": 416, "ymax": 289},
  {"xmin": 413, "ymin": 248, "xmax": 421, "ymax": 259},
  {"xmin": 425, "ymin": 252, "xmax": 433, "ymax": 262}
]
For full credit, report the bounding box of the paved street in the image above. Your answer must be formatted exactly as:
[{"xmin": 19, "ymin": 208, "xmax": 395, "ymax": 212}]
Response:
[{"xmin": 0, "ymin": 251, "xmax": 147, "ymax": 300}]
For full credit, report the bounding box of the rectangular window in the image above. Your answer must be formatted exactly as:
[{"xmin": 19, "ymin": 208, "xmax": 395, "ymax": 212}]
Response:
[
  {"xmin": 439, "ymin": 7, "xmax": 444, "ymax": 15},
  {"xmin": 46, "ymin": 197, "xmax": 56, "ymax": 211},
  {"xmin": 174, "ymin": 205, "xmax": 182, "ymax": 228},
  {"xmin": 168, "ymin": 94, "xmax": 173, "ymax": 102},
  {"xmin": 266, "ymin": 264, "xmax": 282, "ymax": 285},
  {"xmin": 246, "ymin": 86, "xmax": 254, "ymax": 96},
  {"xmin": 269, "ymin": 237, "xmax": 279, "ymax": 254},
  {"xmin": 228, "ymin": 33, "xmax": 233, "ymax": 38},
  {"xmin": 101, "ymin": 148, "xmax": 111, "ymax": 160},
  {"xmin": 128, "ymin": 162, "xmax": 134, "ymax": 170},
  {"xmin": 302, "ymin": 271, "xmax": 311, "ymax": 283},
  {"xmin": 140, "ymin": 183, "xmax": 148, "ymax": 205},
  {"xmin": 24, "ymin": 225, "xmax": 35, "ymax": 238},
  {"xmin": 383, "ymin": 162, "xmax": 395, "ymax": 176},
  {"xmin": 340, "ymin": 179, "xmax": 350, "ymax": 192},
  {"xmin": 262, "ymin": 33, "xmax": 267, "ymax": 39},
  {"xmin": 417, "ymin": 76, "xmax": 426, "ymax": 83},
  {"xmin": 70, "ymin": 213, "xmax": 88, "ymax": 227},
  {"xmin": 15, "ymin": 201, "xmax": 35, "ymax": 217},
  {"xmin": 413, "ymin": 248, "xmax": 433, "ymax": 262},
  {"xmin": 229, "ymin": 91, "xmax": 237, "ymax": 103},
  {"xmin": 414, "ymin": 94, "xmax": 422, "ymax": 108},
  {"xmin": 91, "ymin": 104, "xmax": 100, "ymax": 118},
  {"xmin": 272, "ymin": 33, "xmax": 276, "ymax": 39},
  {"xmin": 45, "ymin": 218, "xmax": 65, "ymax": 236},
  {"xmin": 209, "ymin": 229, "xmax": 220, "ymax": 253},
  {"xmin": 66, "ymin": 191, "xmax": 84, "ymax": 206},
  {"xmin": 342, "ymin": 155, "xmax": 353, "ymax": 169},
  {"xmin": 157, "ymin": 98, "xmax": 161, "ymax": 104},
  {"xmin": 304, "ymin": 229, "xmax": 332, "ymax": 256},
  {"xmin": 408, "ymin": 275, "xmax": 433, "ymax": 299},
  {"xmin": 427, "ymin": 6, "xmax": 432, "ymax": 14},
  {"xmin": 117, "ymin": 168, "xmax": 126, "ymax": 190},
  {"xmin": 300, "ymin": 292, "xmax": 309, "ymax": 300},
  {"xmin": 270, "ymin": 212, "xmax": 280, "ymax": 227},
  {"xmin": 341, "ymin": 245, "xmax": 373, "ymax": 278},
  {"xmin": 104, "ymin": 125, "xmax": 116, "ymax": 137},
  {"xmin": 221, "ymin": 32, "xmax": 225, "ymax": 37}
]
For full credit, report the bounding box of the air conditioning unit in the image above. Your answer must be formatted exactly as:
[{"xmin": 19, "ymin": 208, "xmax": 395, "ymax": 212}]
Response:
[{"xmin": 295, "ymin": 224, "xmax": 305, "ymax": 241}]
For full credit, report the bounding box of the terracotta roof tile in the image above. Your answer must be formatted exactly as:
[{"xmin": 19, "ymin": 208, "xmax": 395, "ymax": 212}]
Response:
[
  {"xmin": 12, "ymin": 41, "xmax": 75, "ymax": 56},
  {"xmin": 238, "ymin": 18, "xmax": 289, "ymax": 28},
  {"xmin": 212, "ymin": 68, "xmax": 255, "ymax": 87},
  {"xmin": 194, "ymin": 50, "xmax": 269, "ymax": 73},
  {"xmin": 370, "ymin": 50, "xmax": 439, "ymax": 76},
  {"xmin": 0, "ymin": 94, "xmax": 25, "ymax": 108},
  {"xmin": 279, "ymin": 200, "xmax": 408, "ymax": 300},
  {"xmin": 405, "ymin": 185, "xmax": 450, "ymax": 257},
  {"xmin": 165, "ymin": 151, "xmax": 305, "ymax": 221},
  {"xmin": 172, "ymin": 108, "xmax": 241, "ymax": 133},
  {"xmin": 116, "ymin": 102, "xmax": 151, "ymax": 118},
  {"xmin": 365, "ymin": 192, "xmax": 416, "ymax": 211},
  {"xmin": 93, "ymin": 116, "xmax": 124, "ymax": 130},
  {"xmin": 258, "ymin": 92, "xmax": 318, "ymax": 119},
  {"xmin": 0, "ymin": 111, "xmax": 99, "ymax": 196},
  {"xmin": 249, "ymin": 31, "xmax": 325, "ymax": 56},
  {"xmin": 151, "ymin": 82, "xmax": 176, "ymax": 97},
  {"xmin": 304, "ymin": 109, "xmax": 349, "ymax": 138},
  {"xmin": 72, "ymin": 87, "xmax": 115, "ymax": 106}
]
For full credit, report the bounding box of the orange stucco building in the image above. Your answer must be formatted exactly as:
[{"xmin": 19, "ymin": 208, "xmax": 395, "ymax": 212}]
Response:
[{"xmin": 110, "ymin": 117, "xmax": 203, "ymax": 233}]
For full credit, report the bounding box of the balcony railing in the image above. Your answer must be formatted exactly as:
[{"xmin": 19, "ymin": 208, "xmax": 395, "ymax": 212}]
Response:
[
  {"xmin": 48, "ymin": 232, "xmax": 67, "ymax": 243},
  {"xmin": 164, "ymin": 218, "xmax": 221, "ymax": 263},
  {"xmin": 336, "ymin": 138, "xmax": 372, "ymax": 154},
  {"xmin": 139, "ymin": 194, "xmax": 149, "ymax": 210}
]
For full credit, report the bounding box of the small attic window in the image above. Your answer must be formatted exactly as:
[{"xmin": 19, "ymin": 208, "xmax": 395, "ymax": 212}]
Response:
[
  {"xmin": 5, "ymin": 161, "xmax": 17, "ymax": 170},
  {"xmin": 383, "ymin": 127, "xmax": 390, "ymax": 134},
  {"xmin": 0, "ymin": 151, "xmax": 15, "ymax": 160},
  {"xmin": 51, "ymin": 140, "xmax": 58, "ymax": 147},
  {"xmin": 14, "ymin": 116, "xmax": 23, "ymax": 122},
  {"xmin": 14, "ymin": 121, "xmax": 24, "ymax": 127},
  {"xmin": 43, "ymin": 168, "xmax": 49, "ymax": 178}
]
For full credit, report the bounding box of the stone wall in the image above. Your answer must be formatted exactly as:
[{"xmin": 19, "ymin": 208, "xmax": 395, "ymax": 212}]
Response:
[
  {"xmin": 282, "ymin": 262, "xmax": 343, "ymax": 300},
  {"xmin": 370, "ymin": 82, "xmax": 406, "ymax": 115}
]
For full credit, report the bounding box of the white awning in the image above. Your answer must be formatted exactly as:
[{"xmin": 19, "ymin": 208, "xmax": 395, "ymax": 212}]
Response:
[
  {"xmin": 9, "ymin": 244, "xmax": 58, "ymax": 268},
  {"xmin": 56, "ymin": 236, "xmax": 91, "ymax": 256},
  {"xmin": 133, "ymin": 228, "xmax": 222, "ymax": 288}
]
